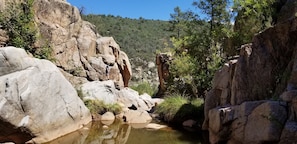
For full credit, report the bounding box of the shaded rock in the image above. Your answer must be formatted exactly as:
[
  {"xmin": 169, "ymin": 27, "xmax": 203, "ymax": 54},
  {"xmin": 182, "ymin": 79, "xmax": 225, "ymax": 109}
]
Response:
[
  {"xmin": 207, "ymin": 101, "xmax": 283, "ymax": 144},
  {"xmin": 204, "ymin": 15, "xmax": 297, "ymax": 143},
  {"xmin": 203, "ymin": 60, "xmax": 237, "ymax": 130},
  {"xmin": 0, "ymin": 47, "xmax": 91, "ymax": 143},
  {"xmin": 279, "ymin": 121, "xmax": 297, "ymax": 144},
  {"xmin": 118, "ymin": 51, "xmax": 132, "ymax": 87},
  {"xmin": 277, "ymin": 0, "xmax": 297, "ymax": 23},
  {"xmin": 244, "ymin": 101, "xmax": 287, "ymax": 143},
  {"xmin": 156, "ymin": 53, "xmax": 172, "ymax": 96},
  {"xmin": 182, "ymin": 119, "xmax": 197, "ymax": 128},
  {"xmin": 280, "ymin": 90, "xmax": 297, "ymax": 121}
]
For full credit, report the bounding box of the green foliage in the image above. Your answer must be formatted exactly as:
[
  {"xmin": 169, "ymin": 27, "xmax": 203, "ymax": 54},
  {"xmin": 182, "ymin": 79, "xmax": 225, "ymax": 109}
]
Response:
[
  {"xmin": 0, "ymin": 0, "xmax": 36, "ymax": 52},
  {"xmin": 169, "ymin": 7, "xmax": 197, "ymax": 39},
  {"xmin": 84, "ymin": 99, "xmax": 122, "ymax": 115},
  {"xmin": 34, "ymin": 42, "xmax": 53, "ymax": 60},
  {"xmin": 165, "ymin": 24, "xmax": 223, "ymax": 97},
  {"xmin": 155, "ymin": 93, "xmax": 188, "ymax": 122},
  {"xmin": 155, "ymin": 93, "xmax": 204, "ymax": 123},
  {"xmin": 130, "ymin": 81, "xmax": 157, "ymax": 96},
  {"xmin": 193, "ymin": 0, "xmax": 232, "ymax": 43},
  {"xmin": 0, "ymin": 0, "xmax": 53, "ymax": 60},
  {"xmin": 231, "ymin": 0, "xmax": 281, "ymax": 50},
  {"xmin": 164, "ymin": 1, "xmax": 225, "ymax": 97},
  {"xmin": 166, "ymin": 50, "xmax": 197, "ymax": 96}
]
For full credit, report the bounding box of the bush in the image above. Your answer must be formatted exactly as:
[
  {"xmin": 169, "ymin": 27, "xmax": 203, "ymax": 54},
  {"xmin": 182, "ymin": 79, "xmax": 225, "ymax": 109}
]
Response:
[
  {"xmin": 0, "ymin": 0, "xmax": 53, "ymax": 60},
  {"xmin": 155, "ymin": 93, "xmax": 188, "ymax": 122},
  {"xmin": 84, "ymin": 99, "xmax": 122, "ymax": 115},
  {"xmin": 130, "ymin": 81, "xmax": 157, "ymax": 96},
  {"xmin": 0, "ymin": 0, "xmax": 36, "ymax": 51},
  {"xmin": 155, "ymin": 93, "xmax": 204, "ymax": 124},
  {"xmin": 167, "ymin": 53, "xmax": 198, "ymax": 96}
]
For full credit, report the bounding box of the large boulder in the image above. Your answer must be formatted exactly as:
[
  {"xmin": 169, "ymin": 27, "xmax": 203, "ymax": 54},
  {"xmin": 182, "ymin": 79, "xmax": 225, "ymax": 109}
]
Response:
[{"xmin": 0, "ymin": 47, "xmax": 91, "ymax": 143}]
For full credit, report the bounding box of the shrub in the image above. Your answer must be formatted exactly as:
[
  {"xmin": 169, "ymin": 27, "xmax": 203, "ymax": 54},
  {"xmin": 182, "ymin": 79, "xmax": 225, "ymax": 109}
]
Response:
[
  {"xmin": 0, "ymin": 0, "xmax": 53, "ymax": 60},
  {"xmin": 84, "ymin": 99, "xmax": 122, "ymax": 115},
  {"xmin": 155, "ymin": 93, "xmax": 188, "ymax": 122},
  {"xmin": 166, "ymin": 53, "xmax": 198, "ymax": 97},
  {"xmin": 155, "ymin": 93, "xmax": 204, "ymax": 124},
  {"xmin": 0, "ymin": 0, "xmax": 36, "ymax": 52}
]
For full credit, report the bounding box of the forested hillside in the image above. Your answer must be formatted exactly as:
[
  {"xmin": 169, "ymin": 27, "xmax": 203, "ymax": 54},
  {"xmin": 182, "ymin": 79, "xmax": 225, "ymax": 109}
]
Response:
[{"xmin": 82, "ymin": 15, "xmax": 174, "ymax": 61}]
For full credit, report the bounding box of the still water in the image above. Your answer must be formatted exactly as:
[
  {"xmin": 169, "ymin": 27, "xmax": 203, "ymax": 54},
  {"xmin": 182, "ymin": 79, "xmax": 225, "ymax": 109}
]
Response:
[{"xmin": 45, "ymin": 120, "xmax": 208, "ymax": 144}]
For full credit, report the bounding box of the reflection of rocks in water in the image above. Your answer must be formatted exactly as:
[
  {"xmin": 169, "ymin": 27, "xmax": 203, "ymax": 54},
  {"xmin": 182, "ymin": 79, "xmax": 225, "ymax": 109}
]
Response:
[
  {"xmin": 44, "ymin": 120, "xmax": 206, "ymax": 144},
  {"xmin": 85, "ymin": 120, "xmax": 131, "ymax": 144},
  {"xmin": 44, "ymin": 123, "xmax": 92, "ymax": 144}
]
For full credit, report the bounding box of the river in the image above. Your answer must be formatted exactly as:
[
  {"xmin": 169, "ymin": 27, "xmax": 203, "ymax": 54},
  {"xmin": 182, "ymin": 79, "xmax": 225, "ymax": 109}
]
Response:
[{"xmin": 44, "ymin": 120, "xmax": 208, "ymax": 144}]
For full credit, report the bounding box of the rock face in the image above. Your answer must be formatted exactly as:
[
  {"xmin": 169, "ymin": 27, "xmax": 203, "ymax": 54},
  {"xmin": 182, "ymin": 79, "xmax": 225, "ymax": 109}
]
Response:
[
  {"xmin": 34, "ymin": 0, "xmax": 132, "ymax": 87},
  {"xmin": 156, "ymin": 53, "xmax": 172, "ymax": 96},
  {"xmin": 203, "ymin": 16, "xmax": 297, "ymax": 143},
  {"xmin": 0, "ymin": 47, "xmax": 91, "ymax": 143},
  {"xmin": 0, "ymin": 0, "xmax": 132, "ymax": 88}
]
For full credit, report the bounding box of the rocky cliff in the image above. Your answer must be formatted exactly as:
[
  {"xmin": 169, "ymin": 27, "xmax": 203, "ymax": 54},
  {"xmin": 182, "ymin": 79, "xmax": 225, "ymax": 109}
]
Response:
[
  {"xmin": 203, "ymin": 2, "xmax": 297, "ymax": 143},
  {"xmin": 0, "ymin": 0, "xmax": 132, "ymax": 88},
  {"xmin": 0, "ymin": 0, "xmax": 135, "ymax": 143}
]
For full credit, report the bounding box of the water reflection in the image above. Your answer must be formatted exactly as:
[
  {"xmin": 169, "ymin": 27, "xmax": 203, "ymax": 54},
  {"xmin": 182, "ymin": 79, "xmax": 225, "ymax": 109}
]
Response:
[{"xmin": 45, "ymin": 120, "xmax": 205, "ymax": 144}]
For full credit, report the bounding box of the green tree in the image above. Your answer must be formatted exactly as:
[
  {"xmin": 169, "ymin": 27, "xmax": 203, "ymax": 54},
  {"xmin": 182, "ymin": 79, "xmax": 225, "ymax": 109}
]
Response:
[
  {"xmin": 193, "ymin": 0, "xmax": 232, "ymax": 43},
  {"xmin": 231, "ymin": 0, "xmax": 283, "ymax": 50},
  {"xmin": 169, "ymin": 7, "xmax": 197, "ymax": 39}
]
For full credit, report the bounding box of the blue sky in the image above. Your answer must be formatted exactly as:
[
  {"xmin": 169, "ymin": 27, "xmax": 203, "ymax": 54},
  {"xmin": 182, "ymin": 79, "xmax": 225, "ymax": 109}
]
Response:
[{"xmin": 66, "ymin": 0, "xmax": 198, "ymax": 20}]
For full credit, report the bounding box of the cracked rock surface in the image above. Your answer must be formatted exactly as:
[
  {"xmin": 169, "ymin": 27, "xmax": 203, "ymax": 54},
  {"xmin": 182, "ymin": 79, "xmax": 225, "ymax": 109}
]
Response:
[{"xmin": 0, "ymin": 47, "xmax": 91, "ymax": 143}]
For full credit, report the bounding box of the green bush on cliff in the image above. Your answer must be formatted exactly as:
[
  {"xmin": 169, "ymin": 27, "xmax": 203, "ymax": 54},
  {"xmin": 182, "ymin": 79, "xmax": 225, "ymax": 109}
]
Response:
[
  {"xmin": 0, "ymin": 0, "xmax": 36, "ymax": 52},
  {"xmin": 0, "ymin": 0, "xmax": 53, "ymax": 60}
]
